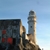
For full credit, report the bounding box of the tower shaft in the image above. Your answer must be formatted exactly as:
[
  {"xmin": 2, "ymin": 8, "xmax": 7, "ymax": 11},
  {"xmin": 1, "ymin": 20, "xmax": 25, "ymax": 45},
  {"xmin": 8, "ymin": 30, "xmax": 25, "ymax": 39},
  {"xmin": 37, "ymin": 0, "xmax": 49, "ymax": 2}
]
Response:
[{"xmin": 28, "ymin": 10, "xmax": 36, "ymax": 44}]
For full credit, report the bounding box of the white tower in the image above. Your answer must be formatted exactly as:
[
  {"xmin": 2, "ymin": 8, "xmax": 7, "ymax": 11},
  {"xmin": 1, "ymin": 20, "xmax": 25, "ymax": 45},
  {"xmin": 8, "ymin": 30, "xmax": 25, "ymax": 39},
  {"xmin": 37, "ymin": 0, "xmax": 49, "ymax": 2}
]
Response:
[{"xmin": 28, "ymin": 10, "xmax": 36, "ymax": 44}]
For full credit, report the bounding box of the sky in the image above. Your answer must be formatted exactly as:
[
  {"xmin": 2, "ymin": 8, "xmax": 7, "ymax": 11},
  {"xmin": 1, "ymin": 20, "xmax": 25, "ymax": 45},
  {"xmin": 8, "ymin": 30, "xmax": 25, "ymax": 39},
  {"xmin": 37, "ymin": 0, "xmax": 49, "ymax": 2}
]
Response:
[{"xmin": 0, "ymin": 0, "xmax": 50, "ymax": 50}]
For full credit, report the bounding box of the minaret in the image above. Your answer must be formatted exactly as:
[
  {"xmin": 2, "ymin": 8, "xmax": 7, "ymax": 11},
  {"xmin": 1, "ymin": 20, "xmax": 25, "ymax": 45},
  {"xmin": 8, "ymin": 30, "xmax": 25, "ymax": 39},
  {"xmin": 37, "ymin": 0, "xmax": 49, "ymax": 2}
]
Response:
[{"xmin": 28, "ymin": 10, "xmax": 36, "ymax": 44}]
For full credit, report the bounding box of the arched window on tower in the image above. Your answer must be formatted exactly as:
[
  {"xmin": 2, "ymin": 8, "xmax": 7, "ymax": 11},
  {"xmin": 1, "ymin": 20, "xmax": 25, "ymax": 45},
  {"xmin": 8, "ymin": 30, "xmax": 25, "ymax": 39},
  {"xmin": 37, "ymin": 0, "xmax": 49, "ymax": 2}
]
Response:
[{"xmin": 30, "ymin": 26, "xmax": 32, "ymax": 28}]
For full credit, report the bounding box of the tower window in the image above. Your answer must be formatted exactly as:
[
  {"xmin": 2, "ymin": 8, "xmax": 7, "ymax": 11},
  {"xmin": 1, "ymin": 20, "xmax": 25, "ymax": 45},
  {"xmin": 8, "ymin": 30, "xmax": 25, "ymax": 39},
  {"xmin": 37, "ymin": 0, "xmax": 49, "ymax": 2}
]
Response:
[{"xmin": 30, "ymin": 26, "xmax": 32, "ymax": 28}]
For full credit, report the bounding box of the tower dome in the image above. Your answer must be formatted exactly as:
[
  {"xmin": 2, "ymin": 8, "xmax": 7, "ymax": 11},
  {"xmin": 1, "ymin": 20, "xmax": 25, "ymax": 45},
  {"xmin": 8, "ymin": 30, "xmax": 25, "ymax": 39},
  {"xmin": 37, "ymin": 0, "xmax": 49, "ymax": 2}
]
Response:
[{"xmin": 29, "ymin": 10, "xmax": 36, "ymax": 16}]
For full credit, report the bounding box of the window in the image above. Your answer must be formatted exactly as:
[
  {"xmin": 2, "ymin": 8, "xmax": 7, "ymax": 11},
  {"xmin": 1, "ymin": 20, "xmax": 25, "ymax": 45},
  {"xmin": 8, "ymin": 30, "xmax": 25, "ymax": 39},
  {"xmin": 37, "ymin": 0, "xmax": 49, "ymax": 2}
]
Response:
[
  {"xmin": 30, "ymin": 26, "xmax": 32, "ymax": 28},
  {"xmin": 13, "ymin": 30, "xmax": 16, "ymax": 33},
  {"xmin": 14, "ymin": 21, "xmax": 16, "ymax": 24}
]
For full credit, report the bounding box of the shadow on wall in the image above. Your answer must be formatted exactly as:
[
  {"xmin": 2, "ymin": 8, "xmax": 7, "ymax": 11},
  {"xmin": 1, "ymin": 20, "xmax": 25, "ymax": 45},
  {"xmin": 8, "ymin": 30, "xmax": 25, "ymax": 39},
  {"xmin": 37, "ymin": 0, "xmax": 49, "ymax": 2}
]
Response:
[{"xmin": 0, "ymin": 43, "xmax": 21, "ymax": 50}]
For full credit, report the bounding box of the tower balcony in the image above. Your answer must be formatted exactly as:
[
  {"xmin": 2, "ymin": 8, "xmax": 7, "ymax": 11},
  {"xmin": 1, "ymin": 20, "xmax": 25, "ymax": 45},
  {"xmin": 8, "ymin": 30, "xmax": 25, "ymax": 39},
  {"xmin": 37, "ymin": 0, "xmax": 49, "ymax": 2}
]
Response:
[{"xmin": 28, "ymin": 20, "xmax": 36, "ymax": 23}]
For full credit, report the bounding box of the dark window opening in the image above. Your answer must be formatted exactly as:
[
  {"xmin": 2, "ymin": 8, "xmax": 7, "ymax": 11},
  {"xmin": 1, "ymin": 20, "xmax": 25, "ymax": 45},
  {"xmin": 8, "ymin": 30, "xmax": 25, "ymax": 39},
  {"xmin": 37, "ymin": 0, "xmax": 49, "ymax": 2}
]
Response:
[
  {"xmin": 30, "ymin": 26, "xmax": 32, "ymax": 28},
  {"xmin": 13, "ymin": 38, "xmax": 16, "ymax": 45}
]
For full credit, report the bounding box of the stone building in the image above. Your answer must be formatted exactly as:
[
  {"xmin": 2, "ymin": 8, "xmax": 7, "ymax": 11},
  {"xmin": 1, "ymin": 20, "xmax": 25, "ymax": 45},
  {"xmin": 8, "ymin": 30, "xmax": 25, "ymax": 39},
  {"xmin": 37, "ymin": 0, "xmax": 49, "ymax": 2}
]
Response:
[{"xmin": 0, "ymin": 10, "xmax": 41, "ymax": 50}]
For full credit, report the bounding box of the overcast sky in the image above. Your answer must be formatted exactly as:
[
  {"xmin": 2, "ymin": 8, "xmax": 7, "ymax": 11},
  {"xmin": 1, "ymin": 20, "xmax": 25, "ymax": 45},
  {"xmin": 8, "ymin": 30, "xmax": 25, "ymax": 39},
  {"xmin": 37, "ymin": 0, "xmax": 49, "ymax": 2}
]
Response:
[{"xmin": 0, "ymin": 0, "xmax": 50, "ymax": 50}]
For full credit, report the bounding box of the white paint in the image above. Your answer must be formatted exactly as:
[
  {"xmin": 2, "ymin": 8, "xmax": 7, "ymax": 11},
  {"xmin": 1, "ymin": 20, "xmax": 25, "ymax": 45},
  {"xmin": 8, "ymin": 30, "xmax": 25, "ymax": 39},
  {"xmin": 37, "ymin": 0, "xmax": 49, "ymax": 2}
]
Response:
[{"xmin": 28, "ymin": 10, "xmax": 36, "ymax": 44}]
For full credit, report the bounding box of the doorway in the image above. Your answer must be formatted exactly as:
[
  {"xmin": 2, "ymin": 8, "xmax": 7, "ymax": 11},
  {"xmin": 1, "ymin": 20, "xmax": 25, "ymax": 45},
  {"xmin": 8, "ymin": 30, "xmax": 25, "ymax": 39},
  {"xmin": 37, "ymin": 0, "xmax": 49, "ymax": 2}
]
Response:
[{"xmin": 13, "ymin": 38, "xmax": 16, "ymax": 45}]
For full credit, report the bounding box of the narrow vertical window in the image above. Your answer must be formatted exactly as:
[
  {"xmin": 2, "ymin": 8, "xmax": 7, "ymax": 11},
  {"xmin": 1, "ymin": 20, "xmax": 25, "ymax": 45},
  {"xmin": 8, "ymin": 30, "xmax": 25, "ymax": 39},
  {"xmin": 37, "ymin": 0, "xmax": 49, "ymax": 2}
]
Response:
[{"xmin": 30, "ymin": 26, "xmax": 32, "ymax": 28}]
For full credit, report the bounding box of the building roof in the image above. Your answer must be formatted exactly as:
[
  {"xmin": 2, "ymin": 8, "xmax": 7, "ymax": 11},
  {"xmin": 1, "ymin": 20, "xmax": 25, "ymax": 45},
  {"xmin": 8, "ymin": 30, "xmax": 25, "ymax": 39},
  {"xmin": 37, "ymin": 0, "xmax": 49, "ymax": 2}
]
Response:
[{"xmin": 0, "ymin": 19, "xmax": 21, "ymax": 21}]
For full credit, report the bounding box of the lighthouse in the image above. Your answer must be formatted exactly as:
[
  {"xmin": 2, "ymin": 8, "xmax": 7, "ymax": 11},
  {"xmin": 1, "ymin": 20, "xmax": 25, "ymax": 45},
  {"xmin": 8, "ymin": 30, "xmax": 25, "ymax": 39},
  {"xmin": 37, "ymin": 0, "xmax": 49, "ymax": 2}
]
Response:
[{"xmin": 28, "ymin": 10, "xmax": 36, "ymax": 44}]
